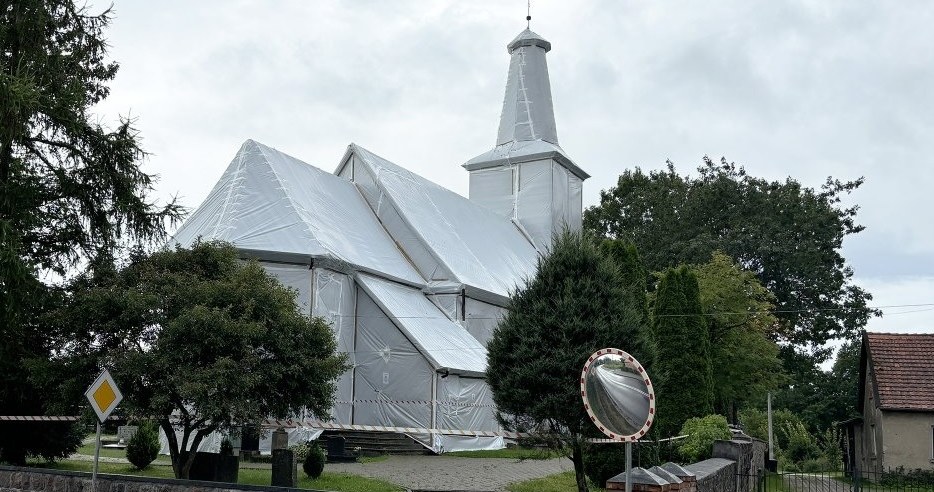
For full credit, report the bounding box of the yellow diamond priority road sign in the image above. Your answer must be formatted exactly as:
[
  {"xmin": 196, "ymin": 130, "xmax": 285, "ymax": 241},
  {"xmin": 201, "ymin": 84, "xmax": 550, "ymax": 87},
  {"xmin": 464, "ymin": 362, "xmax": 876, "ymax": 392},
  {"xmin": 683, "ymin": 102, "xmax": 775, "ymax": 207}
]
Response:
[{"xmin": 84, "ymin": 369, "xmax": 123, "ymax": 423}]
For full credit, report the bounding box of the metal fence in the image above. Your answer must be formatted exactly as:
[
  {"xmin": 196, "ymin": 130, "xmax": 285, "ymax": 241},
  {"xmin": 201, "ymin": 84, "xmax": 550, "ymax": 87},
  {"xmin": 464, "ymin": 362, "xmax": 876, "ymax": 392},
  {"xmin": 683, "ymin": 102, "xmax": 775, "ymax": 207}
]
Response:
[{"xmin": 740, "ymin": 469, "xmax": 934, "ymax": 492}]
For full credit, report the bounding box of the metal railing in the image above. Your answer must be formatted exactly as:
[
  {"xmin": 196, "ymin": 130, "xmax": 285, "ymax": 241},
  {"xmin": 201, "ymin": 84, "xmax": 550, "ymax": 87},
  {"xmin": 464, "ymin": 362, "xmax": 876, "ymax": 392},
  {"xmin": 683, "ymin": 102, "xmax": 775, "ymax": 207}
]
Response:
[{"xmin": 739, "ymin": 469, "xmax": 934, "ymax": 492}]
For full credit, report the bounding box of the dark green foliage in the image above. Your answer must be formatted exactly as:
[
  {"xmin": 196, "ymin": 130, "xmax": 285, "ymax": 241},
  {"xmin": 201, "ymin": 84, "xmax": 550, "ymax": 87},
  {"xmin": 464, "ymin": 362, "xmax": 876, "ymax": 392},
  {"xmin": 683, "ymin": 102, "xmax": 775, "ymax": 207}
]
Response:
[
  {"xmin": 487, "ymin": 230, "xmax": 644, "ymax": 492},
  {"xmin": 652, "ymin": 267, "xmax": 713, "ymax": 436},
  {"xmin": 0, "ymin": 0, "xmax": 181, "ymax": 464},
  {"xmin": 583, "ymin": 443, "xmax": 626, "ymax": 488},
  {"xmin": 583, "ymin": 158, "xmax": 875, "ymax": 352},
  {"xmin": 302, "ymin": 442, "xmax": 326, "ymax": 479},
  {"xmin": 599, "ymin": 240, "xmax": 656, "ymax": 372},
  {"xmin": 677, "ymin": 414, "xmax": 731, "ymax": 462},
  {"xmin": 220, "ymin": 439, "xmax": 234, "ymax": 456},
  {"xmin": 771, "ymin": 340, "xmax": 861, "ymax": 432},
  {"xmin": 126, "ymin": 421, "xmax": 160, "ymax": 470},
  {"xmin": 691, "ymin": 253, "xmax": 785, "ymax": 419},
  {"xmin": 781, "ymin": 421, "xmax": 819, "ymax": 463},
  {"xmin": 56, "ymin": 241, "xmax": 348, "ymax": 479}
]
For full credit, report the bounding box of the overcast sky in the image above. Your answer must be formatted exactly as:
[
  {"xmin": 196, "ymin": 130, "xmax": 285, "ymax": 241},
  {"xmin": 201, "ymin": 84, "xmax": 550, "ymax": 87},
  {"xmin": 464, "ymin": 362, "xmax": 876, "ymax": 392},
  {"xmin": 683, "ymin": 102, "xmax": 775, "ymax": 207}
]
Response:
[{"xmin": 91, "ymin": 0, "xmax": 934, "ymax": 335}]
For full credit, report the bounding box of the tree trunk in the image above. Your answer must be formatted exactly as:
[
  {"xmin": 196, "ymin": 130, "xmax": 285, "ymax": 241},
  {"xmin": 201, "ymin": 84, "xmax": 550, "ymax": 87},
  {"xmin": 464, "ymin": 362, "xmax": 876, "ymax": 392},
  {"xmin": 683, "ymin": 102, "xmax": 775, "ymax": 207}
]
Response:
[{"xmin": 571, "ymin": 437, "xmax": 589, "ymax": 492}]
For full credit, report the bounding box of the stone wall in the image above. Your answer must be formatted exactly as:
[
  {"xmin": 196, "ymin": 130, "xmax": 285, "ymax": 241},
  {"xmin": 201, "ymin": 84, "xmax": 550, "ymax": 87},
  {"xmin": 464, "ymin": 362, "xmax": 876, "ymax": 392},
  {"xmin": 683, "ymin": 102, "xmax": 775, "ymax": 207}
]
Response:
[
  {"xmin": 686, "ymin": 458, "xmax": 735, "ymax": 492},
  {"xmin": 0, "ymin": 466, "xmax": 320, "ymax": 492},
  {"xmin": 606, "ymin": 437, "xmax": 767, "ymax": 491}
]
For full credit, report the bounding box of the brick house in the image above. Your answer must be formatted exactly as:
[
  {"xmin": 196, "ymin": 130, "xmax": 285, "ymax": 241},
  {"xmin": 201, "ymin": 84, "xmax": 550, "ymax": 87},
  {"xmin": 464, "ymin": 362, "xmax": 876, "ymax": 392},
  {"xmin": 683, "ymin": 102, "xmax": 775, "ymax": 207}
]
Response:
[{"xmin": 845, "ymin": 332, "xmax": 934, "ymax": 475}]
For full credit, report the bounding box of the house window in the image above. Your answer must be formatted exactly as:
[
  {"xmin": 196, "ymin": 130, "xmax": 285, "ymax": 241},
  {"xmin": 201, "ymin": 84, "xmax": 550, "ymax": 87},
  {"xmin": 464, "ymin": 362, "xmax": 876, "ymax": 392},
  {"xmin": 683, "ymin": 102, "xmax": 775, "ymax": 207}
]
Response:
[
  {"xmin": 930, "ymin": 425, "xmax": 934, "ymax": 460},
  {"xmin": 871, "ymin": 424, "xmax": 877, "ymax": 458}
]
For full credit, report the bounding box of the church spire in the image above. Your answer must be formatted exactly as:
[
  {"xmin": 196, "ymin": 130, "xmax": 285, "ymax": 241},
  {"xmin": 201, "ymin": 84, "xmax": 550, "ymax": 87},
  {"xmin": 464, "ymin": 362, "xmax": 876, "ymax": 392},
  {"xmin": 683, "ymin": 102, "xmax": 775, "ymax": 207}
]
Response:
[
  {"xmin": 464, "ymin": 27, "xmax": 588, "ymax": 181},
  {"xmin": 463, "ymin": 27, "xmax": 588, "ymax": 251},
  {"xmin": 496, "ymin": 28, "xmax": 557, "ymax": 146}
]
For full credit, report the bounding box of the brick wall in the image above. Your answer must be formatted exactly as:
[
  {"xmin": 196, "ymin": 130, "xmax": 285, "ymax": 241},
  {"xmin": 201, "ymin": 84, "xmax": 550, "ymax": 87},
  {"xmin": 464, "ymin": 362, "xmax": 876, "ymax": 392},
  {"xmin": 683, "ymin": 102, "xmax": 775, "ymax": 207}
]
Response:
[{"xmin": 0, "ymin": 466, "xmax": 320, "ymax": 492}]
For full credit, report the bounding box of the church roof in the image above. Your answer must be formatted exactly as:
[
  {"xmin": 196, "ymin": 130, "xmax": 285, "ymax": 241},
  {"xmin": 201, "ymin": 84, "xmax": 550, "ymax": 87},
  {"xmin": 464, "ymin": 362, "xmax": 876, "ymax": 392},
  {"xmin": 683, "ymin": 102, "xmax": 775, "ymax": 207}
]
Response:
[
  {"xmin": 357, "ymin": 273, "xmax": 487, "ymax": 376},
  {"xmin": 170, "ymin": 139, "xmax": 424, "ymax": 286},
  {"xmin": 346, "ymin": 144, "xmax": 540, "ymax": 300}
]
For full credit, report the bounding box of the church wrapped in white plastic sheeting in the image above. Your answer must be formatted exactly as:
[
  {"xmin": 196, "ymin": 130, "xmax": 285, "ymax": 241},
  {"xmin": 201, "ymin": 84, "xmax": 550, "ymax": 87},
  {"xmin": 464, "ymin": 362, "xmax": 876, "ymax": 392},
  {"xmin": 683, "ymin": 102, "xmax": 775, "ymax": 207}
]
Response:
[{"xmin": 170, "ymin": 27, "xmax": 588, "ymax": 453}]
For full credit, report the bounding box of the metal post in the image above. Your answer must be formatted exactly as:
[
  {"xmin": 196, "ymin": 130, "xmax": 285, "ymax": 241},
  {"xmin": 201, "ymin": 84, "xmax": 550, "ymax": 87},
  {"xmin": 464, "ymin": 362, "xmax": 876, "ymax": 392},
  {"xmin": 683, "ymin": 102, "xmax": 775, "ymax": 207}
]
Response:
[
  {"xmin": 625, "ymin": 441, "xmax": 632, "ymax": 492},
  {"xmin": 92, "ymin": 422, "xmax": 102, "ymax": 492},
  {"xmin": 767, "ymin": 392, "xmax": 774, "ymax": 460}
]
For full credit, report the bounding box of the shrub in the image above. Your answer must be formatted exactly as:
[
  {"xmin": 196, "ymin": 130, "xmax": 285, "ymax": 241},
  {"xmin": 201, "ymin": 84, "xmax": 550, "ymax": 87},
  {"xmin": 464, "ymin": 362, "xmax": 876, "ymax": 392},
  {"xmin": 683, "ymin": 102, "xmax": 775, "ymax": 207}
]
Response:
[
  {"xmin": 302, "ymin": 442, "xmax": 325, "ymax": 479},
  {"xmin": 583, "ymin": 443, "xmax": 627, "ymax": 487},
  {"xmin": 781, "ymin": 421, "xmax": 818, "ymax": 463},
  {"xmin": 126, "ymin": 421, "xmax": 160, "ymax": 470},
  {"xmin": 677, "ymin": 414, "xmax": 731, "ymax": 463},
  {"xmin": 290, "ymin": 442, "xmax": 311, "ymax": 461},
  {"xmin": 220, "ymin": 438, "xmax": 234, "ymax": 456}
]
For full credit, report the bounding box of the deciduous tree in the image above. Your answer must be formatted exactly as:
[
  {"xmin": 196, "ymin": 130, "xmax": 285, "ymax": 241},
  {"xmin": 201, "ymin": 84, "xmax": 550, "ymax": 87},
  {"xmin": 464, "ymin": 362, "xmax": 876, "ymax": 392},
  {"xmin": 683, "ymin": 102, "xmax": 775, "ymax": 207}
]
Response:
[
  {"xmin": 691, "ymin": 252, "xmax": 785, "ymax": 419},
  {"xmin": 56, "ymin": 242, "xmax": 347, "ymax": 479},
  {"xmin": 584, "ymin": 158, "xmax": 875, "ymax": 354}
]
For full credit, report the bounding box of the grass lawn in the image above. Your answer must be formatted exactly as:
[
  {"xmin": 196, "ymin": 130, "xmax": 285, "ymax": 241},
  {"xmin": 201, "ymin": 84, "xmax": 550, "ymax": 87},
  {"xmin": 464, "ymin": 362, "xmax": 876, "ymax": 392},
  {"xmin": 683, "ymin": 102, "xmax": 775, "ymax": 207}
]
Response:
[
  {"xmin": 505, "ymin": 471, "xmax": 603, "ymax": 492},
  {"xmin": 444, "ymin": 447, "xmax": 561, "ymax": 460},
  {"xmin": 762, "ymin": 473, "xmax": 792, "ymax": 492},
  {"xmin": 29, "ymin": 459, "xmax": 403, "ymax": 492}
]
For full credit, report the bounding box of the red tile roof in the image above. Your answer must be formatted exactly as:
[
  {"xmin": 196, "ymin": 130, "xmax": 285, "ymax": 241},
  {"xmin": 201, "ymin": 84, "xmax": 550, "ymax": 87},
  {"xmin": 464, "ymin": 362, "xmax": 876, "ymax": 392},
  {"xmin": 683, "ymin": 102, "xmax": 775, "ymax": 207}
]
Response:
[{"xmin": 867, "ymin": 332, "xmax": 934, "ymax": 411}]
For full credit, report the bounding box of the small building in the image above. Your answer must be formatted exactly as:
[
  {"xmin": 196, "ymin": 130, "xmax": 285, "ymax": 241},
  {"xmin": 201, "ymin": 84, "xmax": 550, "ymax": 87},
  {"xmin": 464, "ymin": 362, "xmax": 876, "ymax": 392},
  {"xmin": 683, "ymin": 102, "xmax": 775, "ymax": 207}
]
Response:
[{"xmin": 845, "ymin": 332, "xmax": 934, "ymax": 475}]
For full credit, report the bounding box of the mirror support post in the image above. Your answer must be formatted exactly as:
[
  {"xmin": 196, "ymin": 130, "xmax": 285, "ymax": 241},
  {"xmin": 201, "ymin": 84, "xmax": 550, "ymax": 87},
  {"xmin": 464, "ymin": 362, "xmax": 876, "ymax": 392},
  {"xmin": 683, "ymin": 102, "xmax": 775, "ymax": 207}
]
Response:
[{"xmin": 625, "ymin": 441, "xmax": 632, "ymax": 492}]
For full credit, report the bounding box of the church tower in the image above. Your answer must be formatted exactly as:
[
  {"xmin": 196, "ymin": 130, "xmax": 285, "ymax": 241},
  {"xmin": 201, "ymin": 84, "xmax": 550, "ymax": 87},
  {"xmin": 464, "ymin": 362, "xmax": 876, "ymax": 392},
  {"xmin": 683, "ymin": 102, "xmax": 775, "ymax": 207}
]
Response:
[{"xmin": 464, "ymin": 28, "xmax": 589, "ymax": 250}]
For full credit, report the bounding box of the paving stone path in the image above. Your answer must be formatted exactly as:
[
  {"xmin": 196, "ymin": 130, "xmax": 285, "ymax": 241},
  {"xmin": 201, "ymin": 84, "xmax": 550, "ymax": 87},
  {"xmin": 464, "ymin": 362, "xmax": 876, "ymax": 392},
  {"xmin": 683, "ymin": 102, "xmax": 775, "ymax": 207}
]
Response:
[{"xmin": 327, "ymin": 455, "xmax": 573, "ymax": 492}]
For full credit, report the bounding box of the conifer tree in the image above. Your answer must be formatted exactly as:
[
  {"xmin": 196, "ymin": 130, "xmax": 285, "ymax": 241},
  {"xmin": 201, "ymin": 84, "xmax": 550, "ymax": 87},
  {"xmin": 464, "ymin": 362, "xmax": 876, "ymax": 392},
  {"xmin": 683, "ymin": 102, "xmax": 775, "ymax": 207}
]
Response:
[
  {"xmin": 487, "ymin": 231, "xmax": 643, "ymax": 492},
  {"xmin": 652, "ymin": 267, "xmax": 714, "ymax": 437},
  {"xmin": 0, "ymin": 1, "xmax": 181, "ymax": 463}
]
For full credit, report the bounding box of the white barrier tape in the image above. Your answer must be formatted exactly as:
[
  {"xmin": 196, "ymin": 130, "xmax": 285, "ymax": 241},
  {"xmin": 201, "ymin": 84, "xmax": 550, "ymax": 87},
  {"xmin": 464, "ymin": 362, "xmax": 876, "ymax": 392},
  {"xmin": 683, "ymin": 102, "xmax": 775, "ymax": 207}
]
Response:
[
  {"xmin": 0, "ymin": 415, "xmax": 118, "ymax": 422},
  {"xmin": 334, "ymin": 399, "xmax": 497, "ymax": 408},
  {"xmin": 260, "ymin": 418, "xmax": 528, "ymax": 439}
]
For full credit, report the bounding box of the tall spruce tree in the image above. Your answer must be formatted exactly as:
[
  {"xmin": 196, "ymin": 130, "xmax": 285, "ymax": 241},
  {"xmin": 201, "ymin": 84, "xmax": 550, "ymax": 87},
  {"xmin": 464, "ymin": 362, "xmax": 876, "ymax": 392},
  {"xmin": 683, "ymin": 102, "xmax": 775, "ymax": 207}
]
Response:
[
  {"xmin": 652, "ymin": 267, "xmax": 714, "ymax": 437},
  {"xmin": 599, "ymin": 239, "xmax": 655, "ymax": 373},
  {"xmin": 487, "ymin": 231, "xmax": 645, "ymax": 492},
  {"xmin": 0, "ymin": 1, "xmax": 181, "ymax": 463}
]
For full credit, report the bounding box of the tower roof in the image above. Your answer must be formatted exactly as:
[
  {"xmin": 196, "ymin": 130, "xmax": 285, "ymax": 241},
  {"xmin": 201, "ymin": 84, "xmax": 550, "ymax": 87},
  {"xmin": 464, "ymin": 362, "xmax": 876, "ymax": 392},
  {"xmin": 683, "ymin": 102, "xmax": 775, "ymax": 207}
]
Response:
[{"xmin": 465, "ymin": 28, "xmax": 588, "ymax": 180}]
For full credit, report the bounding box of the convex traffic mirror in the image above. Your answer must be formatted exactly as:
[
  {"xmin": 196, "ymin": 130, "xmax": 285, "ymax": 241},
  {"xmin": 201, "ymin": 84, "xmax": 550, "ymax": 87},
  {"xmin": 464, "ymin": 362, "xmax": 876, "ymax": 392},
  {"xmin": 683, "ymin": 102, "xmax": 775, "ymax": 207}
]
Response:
[{"xmin": 580, "ymin": 348, "xmax": 655, "ymax": 441}]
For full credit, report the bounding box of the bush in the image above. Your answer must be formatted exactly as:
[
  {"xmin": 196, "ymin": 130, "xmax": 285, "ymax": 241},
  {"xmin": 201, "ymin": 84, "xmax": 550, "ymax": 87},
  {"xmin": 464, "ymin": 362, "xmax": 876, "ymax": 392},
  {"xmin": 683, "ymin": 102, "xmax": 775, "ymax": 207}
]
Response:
[
  {"xmin": 302, "ymin": 442, "xmax": 325, "ymax": 479},
  {"xmin": 583, "ymin": 443, "xmax": 626, "ymax": 487},
  {"xmin": 781, "ymin": 421, "xmax": 818, "ymax": 463},
  {"xmin": 220, "ymin": 438, "xmax": 234, "ymax": 456},
  {"xmin": 126, "ymin": 421, "xmax": 160, "ymax": 470},
  {"xmin": 678, "ymin": 414, "xmax": 731, "ymax": 463}
]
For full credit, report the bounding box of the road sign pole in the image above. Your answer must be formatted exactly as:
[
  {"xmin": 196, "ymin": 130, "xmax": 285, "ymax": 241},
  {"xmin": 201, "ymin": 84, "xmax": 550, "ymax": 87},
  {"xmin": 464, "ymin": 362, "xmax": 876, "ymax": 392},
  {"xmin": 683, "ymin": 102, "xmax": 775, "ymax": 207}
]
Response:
[
  {"xmin": 625, "ymin": 441, "xmax": 632, "ymax": 492},
  {"xmin": 92, "ymin": 422, "xmax": 101, "ymax": 492}
]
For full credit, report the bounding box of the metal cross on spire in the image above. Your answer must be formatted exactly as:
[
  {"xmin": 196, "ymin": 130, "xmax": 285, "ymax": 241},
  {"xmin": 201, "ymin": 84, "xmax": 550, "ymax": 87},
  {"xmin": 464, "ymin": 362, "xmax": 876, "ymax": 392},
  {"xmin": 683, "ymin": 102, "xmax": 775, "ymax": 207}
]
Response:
[{"xmin": 526, "ymin": 0, "xmax": 531, "ymax": 28}]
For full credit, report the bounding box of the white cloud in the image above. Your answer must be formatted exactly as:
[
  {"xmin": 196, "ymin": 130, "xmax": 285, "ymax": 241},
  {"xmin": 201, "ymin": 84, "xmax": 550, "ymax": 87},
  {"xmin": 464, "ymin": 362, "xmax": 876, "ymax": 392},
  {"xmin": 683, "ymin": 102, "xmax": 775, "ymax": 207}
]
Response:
[{"xmin": 84, "ymin": 0, "xmax": 934, "ymax": 289}]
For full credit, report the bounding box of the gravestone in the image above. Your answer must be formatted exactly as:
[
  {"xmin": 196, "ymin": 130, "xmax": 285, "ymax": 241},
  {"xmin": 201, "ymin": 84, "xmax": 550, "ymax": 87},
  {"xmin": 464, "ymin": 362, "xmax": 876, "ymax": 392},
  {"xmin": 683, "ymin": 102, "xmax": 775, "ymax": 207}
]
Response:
[
  {"xmin": 116, "ymin": 426, "xmax": 138, "ymax": 444},
  {"xmin": 271, "ymin": 449, "xmax": 297, "ymax": 487}
]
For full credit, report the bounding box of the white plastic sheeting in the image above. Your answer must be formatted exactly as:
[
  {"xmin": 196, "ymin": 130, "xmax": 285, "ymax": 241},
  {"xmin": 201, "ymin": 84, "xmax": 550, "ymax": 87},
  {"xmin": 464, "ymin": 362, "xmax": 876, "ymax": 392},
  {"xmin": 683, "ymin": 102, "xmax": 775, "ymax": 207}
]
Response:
[
  {"xmin": 357, "ymin": 274, "xmax": 487, "ymax": 375},
  {"xmin": 263, "ymin": 263, "xmax": 312, "ymax": 315},
  {"xmin": 497, "ymin": 29, "xmax": 558, "ymax": 146},
  {"xmin": 310, "ymin": 268, "xmax": 356, "ymax": 423},
  {"xmin": 158, "ymin": 427, "xmax": 321, "ymax": 456},
  {"xmin": 352, "ymin": 285, "xmax": 434, "ymax": 431},
  {"xmin": 170, "ymin": 139, "xmax": 423, "ymax": 286},
  {"xmin": 343, "ymin": 145, "xmax": 539, "ymax": 299},
  {"xmin": 465, "ymin": 298, "xmax": 506, "ymax": 347},
  {"xmin": 435, "ymin": 374, "xmax": 503, "ymax": 452}
]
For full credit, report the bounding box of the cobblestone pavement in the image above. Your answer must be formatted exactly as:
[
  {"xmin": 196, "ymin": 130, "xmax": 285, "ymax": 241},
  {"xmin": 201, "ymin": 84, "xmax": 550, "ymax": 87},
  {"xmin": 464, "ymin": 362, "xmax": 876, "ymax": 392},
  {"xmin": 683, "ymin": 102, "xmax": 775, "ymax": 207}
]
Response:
[{"xmin": 327, "ymin": 455, "xmax": 573, "ymax": 492}]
